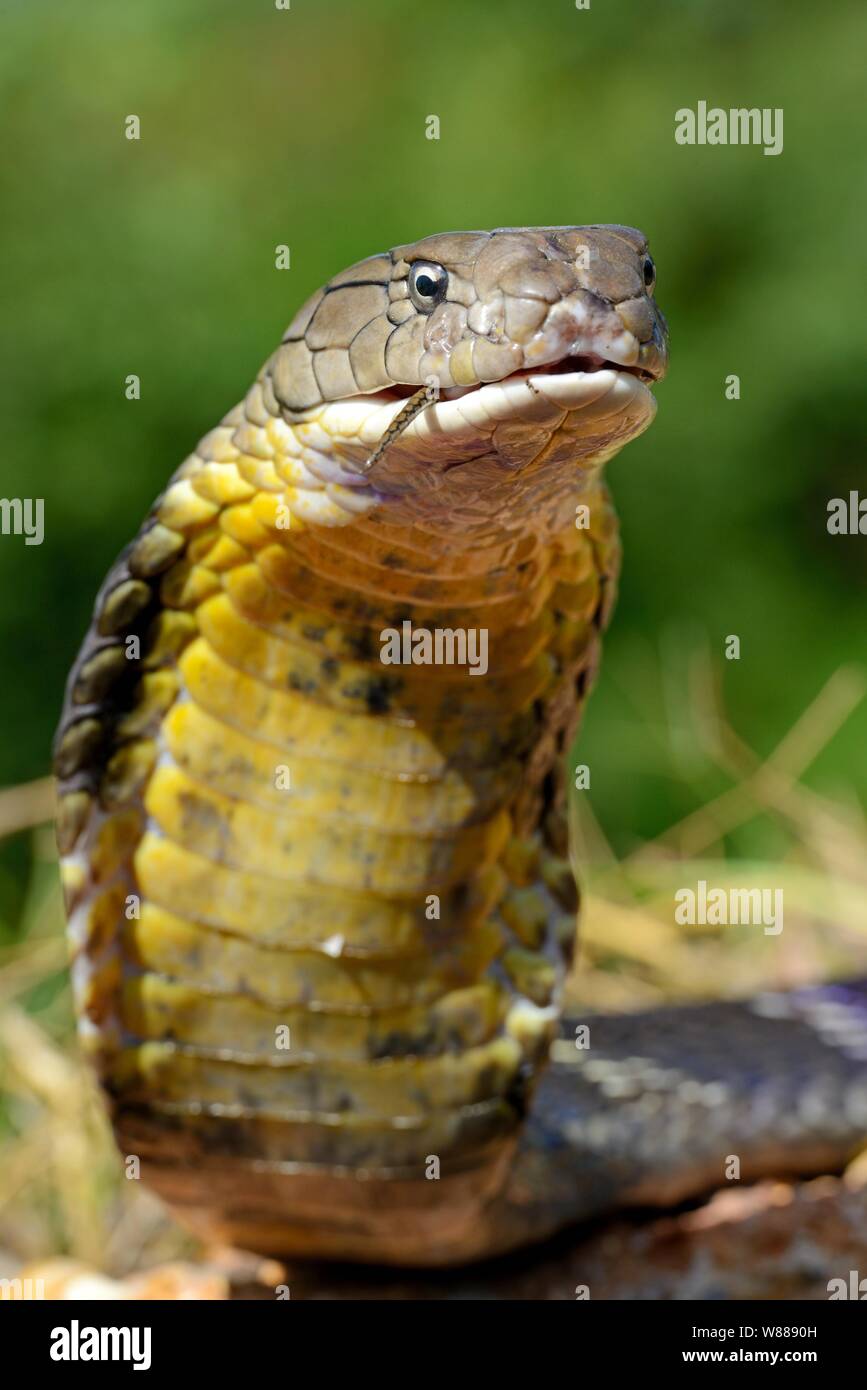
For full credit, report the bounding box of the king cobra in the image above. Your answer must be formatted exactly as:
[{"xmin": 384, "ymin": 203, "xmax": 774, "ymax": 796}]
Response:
[{"xmin": 54, "ymin": 226, "xmax": 867, "ymax": 1267}]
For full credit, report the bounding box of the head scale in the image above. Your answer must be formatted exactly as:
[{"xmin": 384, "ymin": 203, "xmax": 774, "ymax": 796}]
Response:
[{"xmin": 270, "ymin": 225, "xmax": 667, "ymax": 413}]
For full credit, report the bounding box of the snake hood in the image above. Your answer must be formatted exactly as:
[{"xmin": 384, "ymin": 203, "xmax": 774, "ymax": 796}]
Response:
[{"xmin": 265, "ymin": 225, "xmax": 668, "ymax": 519}]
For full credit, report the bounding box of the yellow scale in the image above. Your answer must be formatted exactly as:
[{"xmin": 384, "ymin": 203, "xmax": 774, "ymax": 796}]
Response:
[{"xmin": 54, "ymin": 397, "xmax": 618, "ymax": 1229}]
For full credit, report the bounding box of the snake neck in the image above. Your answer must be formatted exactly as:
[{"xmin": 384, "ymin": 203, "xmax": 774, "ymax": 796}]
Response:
[{"xmin": 53, "ymin": 390, "xmax": 622, "ymax": 1259}]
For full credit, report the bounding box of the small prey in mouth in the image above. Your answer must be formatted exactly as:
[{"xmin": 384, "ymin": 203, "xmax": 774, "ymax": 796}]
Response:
[{"xmin": 362, "ymin": 354, "xmax": 657, "ymax": 471}]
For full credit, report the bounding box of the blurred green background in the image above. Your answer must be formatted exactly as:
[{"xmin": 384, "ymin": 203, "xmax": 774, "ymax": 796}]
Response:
[{"xmin": 0, "ymin": 0, "xmax": 865, "ymax": 1274}]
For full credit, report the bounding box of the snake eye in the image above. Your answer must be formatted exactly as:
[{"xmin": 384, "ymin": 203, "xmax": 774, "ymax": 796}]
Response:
[
  {"xmin": 642, "ymin": 255, "xmax": 656, "ymax": 291},
  {"xmin": 408, "ymin": 261, "xmax": 448, "ymax": 312}
]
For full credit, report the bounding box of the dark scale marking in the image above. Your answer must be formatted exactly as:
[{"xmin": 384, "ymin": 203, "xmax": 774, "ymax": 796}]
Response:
[
  {"xmin": 363, "ymin": 678, "xmax": 394, "ymax": 715},
  {"xmin": 345, "ymin": 627, "xmax": 377, "ymax": 661},
  {"xmin": 287, "ymin": 672, "xmax": 318, "ymax": 696}
]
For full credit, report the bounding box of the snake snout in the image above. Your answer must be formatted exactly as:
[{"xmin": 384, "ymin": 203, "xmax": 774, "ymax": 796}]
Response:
[{"xmin": 521, "ymin": 290, "xmax": 667, "ymax": 385}]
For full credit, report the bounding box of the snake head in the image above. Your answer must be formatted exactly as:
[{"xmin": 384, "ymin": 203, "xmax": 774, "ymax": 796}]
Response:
[{"xmin": 265, "ymin": 226, "xmax": 668, "ymax": 514}]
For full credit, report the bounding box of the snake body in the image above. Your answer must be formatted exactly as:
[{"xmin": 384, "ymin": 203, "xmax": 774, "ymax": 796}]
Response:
[{"xmin": 53, "ymin": 227, "xmax": 867, "ymax": 1266}]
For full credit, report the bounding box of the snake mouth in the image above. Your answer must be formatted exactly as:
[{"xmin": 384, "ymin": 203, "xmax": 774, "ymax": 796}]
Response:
[
  {"xmin": 342, "ymin": 365, "xmax": 657, "ymax": 484},
  {"xmin": 380, "ymin": 354, "xmax": 657, "ymax": 405},
  {"xmin": 306, "ymin": 362, "xmax": 658, "ymax": 491},
  {"xmin": 497, "ymin": 352, "xmax": 657, "ymax": 386},
  {"xmin": 516, "ymin": 352, "xmax": 658, "ymax": 386}
]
